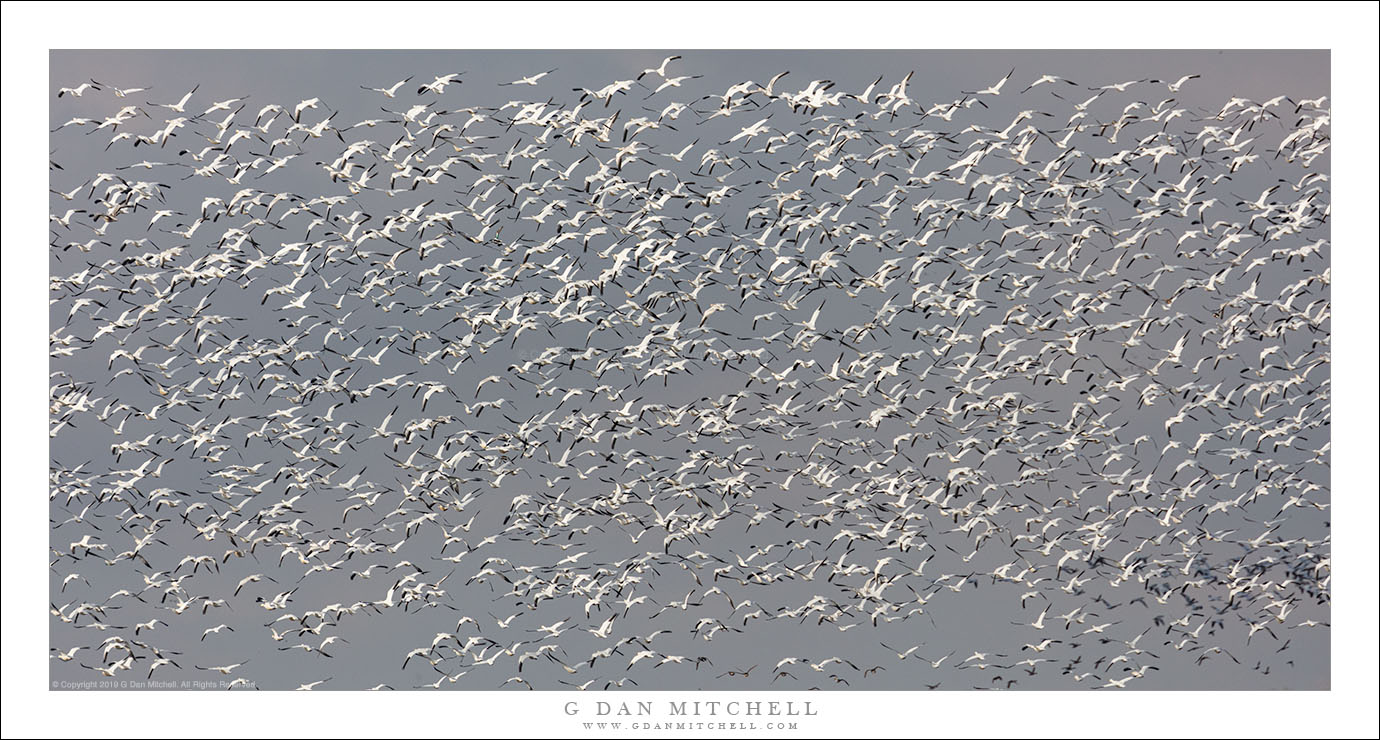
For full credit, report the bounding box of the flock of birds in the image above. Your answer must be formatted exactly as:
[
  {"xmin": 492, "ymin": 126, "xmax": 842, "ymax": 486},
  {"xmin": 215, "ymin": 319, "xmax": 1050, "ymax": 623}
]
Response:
[{"xmin": 49, "ymin": 56, "xmax": 1329, "ymax": 690}]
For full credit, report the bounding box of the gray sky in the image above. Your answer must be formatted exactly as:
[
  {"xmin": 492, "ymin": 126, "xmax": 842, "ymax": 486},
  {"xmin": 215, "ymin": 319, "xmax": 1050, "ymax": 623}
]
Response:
[{"xmin": 49, "ymin": 50, "xmax": 1328, "ymax": 692}]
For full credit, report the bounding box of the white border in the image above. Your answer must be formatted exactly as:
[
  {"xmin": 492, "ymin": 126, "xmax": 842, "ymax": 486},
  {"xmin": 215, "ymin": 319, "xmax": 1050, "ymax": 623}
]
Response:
[{"xmin": 5, "ymin": 2, "xmax": 1376, "ymax": 738}]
